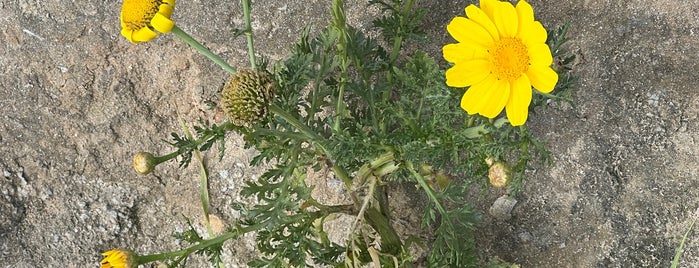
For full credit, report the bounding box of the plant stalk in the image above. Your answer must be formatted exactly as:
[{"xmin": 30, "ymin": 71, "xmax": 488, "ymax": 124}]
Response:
[
  {"xmin": 241, "ymin": 0, "xmax": 257, "ymax": 69},
  {"xmin": 171, "ymin": 25, "xmax": 237, "ymax": 74},
  {"xmin": 136, "ymin": 223, "xmax": 262, "ymax": 264}
]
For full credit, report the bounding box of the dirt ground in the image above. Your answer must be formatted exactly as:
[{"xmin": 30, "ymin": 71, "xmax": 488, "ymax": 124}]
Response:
[{"xmin": 1, "ymin": 0, "xmax": 698, "ymax": 267}]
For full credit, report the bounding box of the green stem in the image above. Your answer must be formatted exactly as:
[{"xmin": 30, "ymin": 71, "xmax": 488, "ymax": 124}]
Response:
[
  {"xmin": 519, "ymin": 125, "xmax": 530, "ymax": 160},
  {"xmin": 186, "ymin": 121, "xmax": 234, "ymax": 150},
  {"xmin": 176, "ymin": 118, "xmax": 218, "ymax": 265},
  {"xmin": 152, "ymin": 150, "xmax": 180, "ymax": 166},
  {"xmin": 356, "ymin": 152, "xmax": 396, "ymax": 182},
  {"xmin": 268, "ymin": 104, "xmax": 353, "ymax": 189},
  {"xmin": 384, "ymin": 0, "xmax": 415, "ymax": 104},
  {"xmin": 388, "ymin": 35, "xmax": 403, "ymax": 65},
  {"xmin": 241, "ymin": 0, "xmax": 257, "ymax": 69},
  {"xmin": 269, "ymin": 104, "xmax": 323, "ymax": 143},
  {"xmin": 136, "ymin": 223, "xmax": 262, "ymax": 264},
  {"xmin": 672, "ymin": 212, "xmax": 698, "ymax": 268},
  {"xmin": 171, "ymin": 25, "xmax": 237, "ymax": 74},
  {"xmin": 331, "ymin": 0, "xmax": 349, "ymax": 132},
  {"xmin": 388, "ymin": 0, "xmax": 415, "ymax": 64},
  {"xmin": 154, "ymin": 121, "xmax": 234, "ymax": 164},
  {"xmin": 406, "ymin": 161, "xmax": 447, "ymax": 216},
  {"xmin": 466, "ymin": 115, "xmax": 476, "ymax": 128}
]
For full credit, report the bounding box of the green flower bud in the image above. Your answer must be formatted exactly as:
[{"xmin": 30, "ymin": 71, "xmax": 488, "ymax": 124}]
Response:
[
  {"xmin": 220, "ymin": 69, "xmax": 276, "ymax": 127},
  {"xmin": 133, "ymin": 152, "xmax": 157, "ymax": 175}
]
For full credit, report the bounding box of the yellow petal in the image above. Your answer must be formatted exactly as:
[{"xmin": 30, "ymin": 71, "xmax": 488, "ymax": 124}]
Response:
[
  {"xmin": 506, "ymin": 75, "xmax": 532, "ymax": 126},
  {"xmin": 120, "ymin": 28, "xmax": 137, "ymax": 43},
  {"xmin": 445, "ymin": 59, "xmax": 491, "ymax": 87},
  {"xmin": 479, "ymin": 0, "xmax": 498, "ymax": 22},
  {"xmin": 443, "ymin": 43, "xmax": 488, "ymax": 63},
  {"xmin": 461, "ymin": 74, "xmax": 509, "ymax": 118},
  {"xmin": 465, "ymin": 4, "xmax": 499, "ymax": 41},
  {"xmin": 516, "ymin": 0, "xmax": 534, "ymax": 36},
  {"xmin": 519, "ymin": 21, "xmax": 547, "ymax": 46},
  {"xmin": 158, "ymin": 3, "xmax": 174, "ymax": 17},
  {"xmin": 131, "ymin": 27, "xmax": 158, "ymax": 43},
  {"xmin": 447, "ymin": 17, "xmax": 494, "ymax": 48},
  {"xmin": 493, "ymin": 1, "xmax": 518, "ymax": 37},
  {"xmin": 526, "ymin": 65, "xmax": 558, "ymax": 93},
  {"xmin": 151, "ymin": 13, "xmax": 175, "ymax": 33},
  {"xmin": 443, "ymin": 43, "xmax": 466, "ymax": 63},
  {"xmin": 528, "ymin": 43, "xmax": 553, "ymax": 66}
]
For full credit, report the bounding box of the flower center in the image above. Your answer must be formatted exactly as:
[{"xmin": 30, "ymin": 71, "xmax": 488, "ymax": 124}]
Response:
[
  {"xmin": 489, "ymin": 37, "xmax": 530, "ymax": 82},
  {"xmin": 121, "ymin": 0, "xmax": 162, "ymax": 30}
]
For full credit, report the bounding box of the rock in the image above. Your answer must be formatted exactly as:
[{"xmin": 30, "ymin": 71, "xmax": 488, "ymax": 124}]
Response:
[{"xmin": 489, "ymin": 195, "xmax": 518, "ymax": 221}]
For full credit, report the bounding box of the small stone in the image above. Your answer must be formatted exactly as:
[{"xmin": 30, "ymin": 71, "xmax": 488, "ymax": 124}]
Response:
[
  {"xmin": 489, "ymin": 195, "xmax": 517, "ymax": 221},
  {"xmin": 518, "ymin": 231, "xmax": 533, "ymax": 242}
]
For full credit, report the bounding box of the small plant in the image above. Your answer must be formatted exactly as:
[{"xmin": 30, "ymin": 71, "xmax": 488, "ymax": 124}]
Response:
[
  {"xmin": 102, "ymin": 0, "xmax": 575, "ymax": 267},
  {"xmin": 671, "ymin": 208, "xmax": 699, "ymax": 268}
]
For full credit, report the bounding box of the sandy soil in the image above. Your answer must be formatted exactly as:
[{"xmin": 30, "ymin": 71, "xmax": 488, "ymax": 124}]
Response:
[{"xmin": 1, "ymin": 0, "xmax": 698, "ymax": 267}]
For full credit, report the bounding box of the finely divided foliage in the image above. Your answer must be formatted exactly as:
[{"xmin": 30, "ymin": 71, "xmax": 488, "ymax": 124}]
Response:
[{"xmin": 110, "ymin": 0, "xmax": 574, "ymax": 267}]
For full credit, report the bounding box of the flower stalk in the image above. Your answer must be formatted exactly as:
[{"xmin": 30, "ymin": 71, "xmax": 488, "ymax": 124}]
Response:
[
  {"xmin": 136, "ymin": 223, "xmax": 262, "ymax": 265},
  {"xmin": 171, "ymin": 25, "xmax": 237, "ymax": 74},
  {"xmin": 241, "ymin": 0, "xmax": 257, "ymax": 69},
  {"xmin": 133, "ymin": 151, "xmax": 178, "ymax": 175}
]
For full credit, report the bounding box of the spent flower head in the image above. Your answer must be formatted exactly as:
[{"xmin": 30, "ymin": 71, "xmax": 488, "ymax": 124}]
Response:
[
  {"xmin": 220, "ymin": 69, "xmax": 277, "ymax": 127},
  {"xmin": 120, "ymin": 0, "xmax": 176, "ymax": 43},
  {"xmin": 100, "ymin": 249, "xmax": 137, "ymax": 268},
  {"xmin": 486, "ymin": 157, "xmax": 511, "ymax": 188},
  {"xmin": 443, "ymin": 0, "xmax": 558, "ymax": 126}
]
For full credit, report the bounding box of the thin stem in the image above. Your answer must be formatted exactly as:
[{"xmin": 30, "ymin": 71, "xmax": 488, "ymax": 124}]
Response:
[
  {"xmin": 159, "ymin": 121, "xmax": 234, "ymax": 161},
  {"xmin": 136, "ymin": 223, "xmax": 263, "ymax": 264},
  {"xmin": 388, "ymin": 0, "xmax": 415, "ymax": 64},
  {"xmin": 331, "ymin": 0, "xmax": 349, "ymax": 132},
  {"xmin": 349, "ymin": 176, "xmax": 377, "ymax": 239},
  {"xmin": 269, "ymin": 104, "xmax": 324, "ymax": 143},
  {"xmin": 152, "ymin": 150, "xmax": 180, "ymax": 165},
  {"xmin": 171, "ymin": 25, "xmax": 237, "ymax": 74},
  {"xmin": 384, "ymin": 0, "xmax": 415, "ymax": 104},
  {"xmin": 388, "ymin": 35, "xmax": 403, "ymax": 65},
  {"xmin": 519, "ymin": 125, "xmax": 530, "ymax": 160},
  {"xmin": 177, "ymin": 118, "xmax": 218, "ymax": 259},
  {"xmin": 241, "ymin": 0, "xmax": 257, "ymax": 69},
  {"xmin": 406, "ymin": 161, "xmax": 447, "ymax": 216},
  {"xmin": 466, "ymin": 115, "xmax": 476, "ymax": 128},
  {"xmin": 269, "ymin": 104, "xmax": 354, "ymax": 189}
]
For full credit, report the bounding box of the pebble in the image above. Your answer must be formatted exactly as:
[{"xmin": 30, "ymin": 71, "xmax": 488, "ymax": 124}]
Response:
[{"xmin": 489, "ymin": 195, "xmax": 517, "ymax": 221}]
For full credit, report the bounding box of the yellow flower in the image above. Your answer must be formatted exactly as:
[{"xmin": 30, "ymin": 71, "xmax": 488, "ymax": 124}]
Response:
[
  {"xmin": 100, "ymin": 249, "xmax": 137, "ymax": 268},
  {"xmin": 120, "ymin": 0, "xmax": 176, "ymax": 43},
  {"xmin": 443, "ymin": 0, "xmax": 558, "ymax": 126}
]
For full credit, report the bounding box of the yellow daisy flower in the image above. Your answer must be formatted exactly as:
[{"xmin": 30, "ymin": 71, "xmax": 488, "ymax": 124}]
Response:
[
  {"xmin": 443, "ymin": 0, "xmax": 558, "ymax": 126},
  {"xmin": 120, "ymin": 0, "xmax": 176, "ymax": 43},
  {"xmin": 100, "ymin": 249, "xmax": 137, "ymax": 268}
]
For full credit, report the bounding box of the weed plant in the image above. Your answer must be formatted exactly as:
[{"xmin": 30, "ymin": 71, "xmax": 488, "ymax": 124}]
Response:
[{"xmin": 105, "ymin": 0, "xmax": 575, "ymax": 267}]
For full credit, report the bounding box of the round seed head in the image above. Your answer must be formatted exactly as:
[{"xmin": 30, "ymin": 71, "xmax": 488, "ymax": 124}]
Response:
[{"xmin": 220, "ymin": 69, "xmax": 276, "ymax": 127}]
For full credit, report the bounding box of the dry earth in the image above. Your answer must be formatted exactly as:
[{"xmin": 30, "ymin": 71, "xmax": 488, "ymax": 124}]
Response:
[{"xmin": 1, "ymin": 0, "xmax": 698, "ymax": 267}]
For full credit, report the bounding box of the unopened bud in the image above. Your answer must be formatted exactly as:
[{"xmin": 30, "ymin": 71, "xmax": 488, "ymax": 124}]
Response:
[
  {"xmin": 419, "ymin": 164, "xmax": 452, "ymax": 191},
  {"xmin": 133, "ymin": 152, "xmax": 157, "ymax": 175}
]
